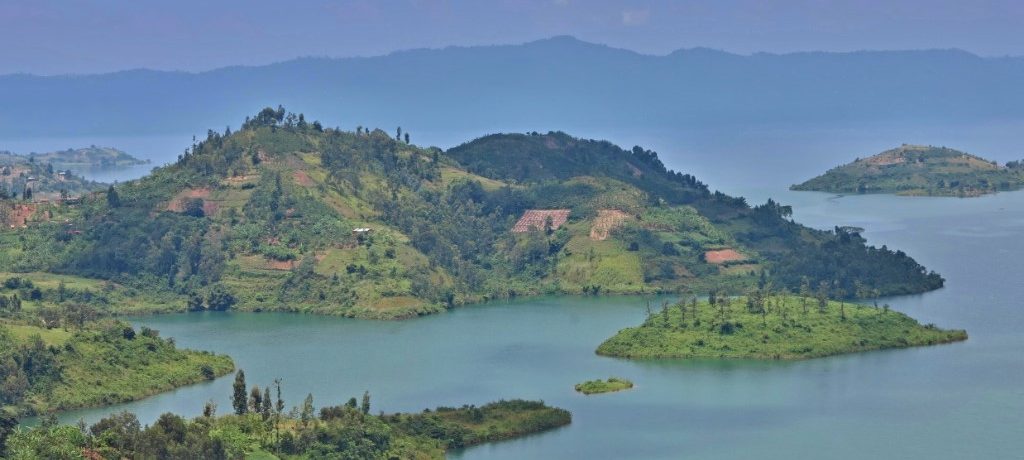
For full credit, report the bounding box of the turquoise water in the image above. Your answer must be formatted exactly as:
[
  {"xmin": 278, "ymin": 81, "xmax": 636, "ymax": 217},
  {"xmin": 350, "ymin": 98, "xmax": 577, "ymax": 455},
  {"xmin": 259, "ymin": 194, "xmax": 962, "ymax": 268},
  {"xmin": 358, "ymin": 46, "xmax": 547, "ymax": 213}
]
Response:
[
  {"xmin": 26, "ymin": 122, "xmax": 1024, "ymax": 458},
  {"xmin": 42, "ymin": 188, "xmax": 1024, "ymax": 459}
]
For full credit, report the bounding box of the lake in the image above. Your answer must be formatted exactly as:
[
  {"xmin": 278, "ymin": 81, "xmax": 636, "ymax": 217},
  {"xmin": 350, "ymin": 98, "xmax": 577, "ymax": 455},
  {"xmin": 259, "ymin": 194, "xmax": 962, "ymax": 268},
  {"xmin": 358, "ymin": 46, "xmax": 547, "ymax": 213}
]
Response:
[{"xmin": 27, "ymin": 121, "xmax": 1024, "ymax": 458}]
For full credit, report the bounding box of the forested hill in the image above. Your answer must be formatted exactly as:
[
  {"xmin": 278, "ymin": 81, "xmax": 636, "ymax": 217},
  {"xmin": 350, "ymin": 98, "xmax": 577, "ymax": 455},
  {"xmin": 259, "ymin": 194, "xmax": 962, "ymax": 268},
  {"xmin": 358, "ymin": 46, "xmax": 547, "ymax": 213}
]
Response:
[
  {"xmin": 448, "ymin": 132, "xmax": 710, "ymax": 205},
  {"xmin": 0, "ymin": 108, "xmax": 943, "ymax": 319},
  {"xmin": 791, "ymin": 144, "xmax": 1024, "ymax": 197}
]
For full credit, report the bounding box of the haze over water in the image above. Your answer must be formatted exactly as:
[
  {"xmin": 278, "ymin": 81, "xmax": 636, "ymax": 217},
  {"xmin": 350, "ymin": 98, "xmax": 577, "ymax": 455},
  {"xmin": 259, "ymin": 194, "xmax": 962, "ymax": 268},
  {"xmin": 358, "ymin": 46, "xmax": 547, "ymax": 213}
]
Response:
[{"xmin": 28, "ymin": 118, "xmax": 1023, "ymax": 459}]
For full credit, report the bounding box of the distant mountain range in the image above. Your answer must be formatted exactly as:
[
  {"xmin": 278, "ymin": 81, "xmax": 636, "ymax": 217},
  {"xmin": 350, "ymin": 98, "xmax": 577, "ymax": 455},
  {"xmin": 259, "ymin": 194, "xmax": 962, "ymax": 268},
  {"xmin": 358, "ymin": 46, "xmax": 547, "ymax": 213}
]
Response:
[{"xmin": 2, "ymin": 36, "xmax": 1022, "ymax": 139}]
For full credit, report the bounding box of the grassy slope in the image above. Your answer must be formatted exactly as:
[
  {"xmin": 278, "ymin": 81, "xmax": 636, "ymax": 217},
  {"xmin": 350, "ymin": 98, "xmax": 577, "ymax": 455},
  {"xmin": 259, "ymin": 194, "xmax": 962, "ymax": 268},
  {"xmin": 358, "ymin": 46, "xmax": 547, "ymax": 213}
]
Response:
[
  {"xmin": 597, "ymin": 296, "xmax": 967, "ymax": 360},
  {"xmin": 574, "ymin": 377, "xmax": 634, "ymax": 395},
  {"xmin": 792, "ymin": 145, "xmax": 1024, "ymax": 196},
  {"xmin": 1, "ymin": 321, "xmax": 234, "ymax": 415}
]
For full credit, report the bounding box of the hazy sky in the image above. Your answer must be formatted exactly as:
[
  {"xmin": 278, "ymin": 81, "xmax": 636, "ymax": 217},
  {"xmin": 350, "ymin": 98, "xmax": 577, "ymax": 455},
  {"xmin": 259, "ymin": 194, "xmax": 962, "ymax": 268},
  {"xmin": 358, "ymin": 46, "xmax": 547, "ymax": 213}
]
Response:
[{"xmin": 2, "ymin": 0, "xmax": 1021, "ymax": 75}]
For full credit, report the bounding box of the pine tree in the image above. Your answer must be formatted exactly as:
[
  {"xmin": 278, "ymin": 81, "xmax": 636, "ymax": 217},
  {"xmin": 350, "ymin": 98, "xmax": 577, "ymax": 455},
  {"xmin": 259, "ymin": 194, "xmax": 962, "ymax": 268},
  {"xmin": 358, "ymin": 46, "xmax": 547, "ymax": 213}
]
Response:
[
  {"xmin": 232, "ymin": 370, "xmax": 248, "ymax": 415},
  {"xmin": 300, "ymin": 393, "xmax": 314, "ymax": 426},
  {"xmin": 106, "ymin": 185, "xmax": 120, "ymax": 208},
  {"xmin": 361, "ymin": 391, "xmax": 371, "ymax": 415},
  {"xmin": 262, "ymin": 386, "xmax": 272, "ymax": 420}
]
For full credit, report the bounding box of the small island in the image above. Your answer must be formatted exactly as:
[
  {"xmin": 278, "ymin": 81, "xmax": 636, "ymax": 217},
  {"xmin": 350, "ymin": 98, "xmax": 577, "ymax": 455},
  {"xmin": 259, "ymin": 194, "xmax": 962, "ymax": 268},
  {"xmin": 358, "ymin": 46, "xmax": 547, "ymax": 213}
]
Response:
[
  {"xmin": 791, "ymin": 144, "xmax": 1024, "ymax": 197},
  {"xmin": 597, "ymin": 295, "xmax": 966, "ymax": 360},
  {"xmin": 0, "ymin": 146, "xmax": 149, "ymax": 170},
  {"xmin": 575, "ymin": 377, "xmax": 634, "ymax": 395}
]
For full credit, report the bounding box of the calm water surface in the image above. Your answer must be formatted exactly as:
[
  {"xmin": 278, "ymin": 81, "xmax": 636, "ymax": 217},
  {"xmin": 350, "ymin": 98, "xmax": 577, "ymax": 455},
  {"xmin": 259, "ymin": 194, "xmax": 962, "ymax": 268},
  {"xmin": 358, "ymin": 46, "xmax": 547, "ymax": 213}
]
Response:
[{"xmin": 33, "ymin": 122, "xmax": 1024, "ymax": 458}]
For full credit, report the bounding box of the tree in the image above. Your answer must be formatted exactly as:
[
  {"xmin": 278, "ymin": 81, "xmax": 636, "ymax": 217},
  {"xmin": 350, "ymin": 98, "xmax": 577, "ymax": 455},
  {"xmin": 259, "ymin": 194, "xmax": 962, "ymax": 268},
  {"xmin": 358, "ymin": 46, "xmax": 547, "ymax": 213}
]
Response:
[
  {"xmin": 833, "ymin": 283, "xmax": 848, "ymax": 320},
  {"xmin": 404, "ymin": 132, "xmax": 410, "ymax": 144},
  {"xmin": 396, "ymin": 126, "xmax": 402, "ymax": 141},
  {"xmin": 816, "ymin": 281, "xmax": 829, "ymax": 313},
  {"xmin": 22, "ymin": 187, "xmax": 31, "ymax": 201},
  {"xmin": 300, "ymin": 393, "xmax": 314, "ymax": 426},
  {"xmin": 186, "ymin": 292, "xmax": 205, "ymax": 312},
  {"xmin": 206, "ymin": 286, "xmax": 236, "ymax": 311},
  {"xmin": 262, "ymin": 386, "xmax": 272, "ymax": 421},
  {"xmin": 182, "ymin": 198, "xmax": 205, "ymax": 217},
  {"xmin": 361, "ymin": 391, "xmax": 371, "ymax": 415},
  {"xmin": 203, "ymin": 400, "xmax": 217, "ymax": 418},
  {"xmin": 274, "ymin": 379, "xmax": 285, "ymax": 414},
  {"xmin": 799, "ymin": 277, "xmax": 811, "ymax": 314},
  {"xmin": 0, "ymin": 410, "xmax": 16, "ymax": 457},
  {"xmin": 232, "ymin": 370, "xmax": 248, "ymax": 415},
  {"xmin": 250, "ymin": 385, "xmax": 263, "ymax": 414},
  {"xmin": 106, "ymin": 185, "xmax": 120, "ymax": 208}
]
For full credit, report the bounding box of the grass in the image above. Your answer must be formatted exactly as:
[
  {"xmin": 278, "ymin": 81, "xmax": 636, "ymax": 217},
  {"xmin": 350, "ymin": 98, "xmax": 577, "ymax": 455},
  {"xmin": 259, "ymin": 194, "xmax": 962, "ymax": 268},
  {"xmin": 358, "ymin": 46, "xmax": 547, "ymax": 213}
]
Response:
[
  {"xmin": 554, "ymin": 225, "xmax": 645, "ymax": 293},
  {"xmin": 597, "ymin": 296, "xmax": 967, "ymax": 360},
  {"xmin": 0, "ymin": 271, "xmax": 109, "ymax": 291},
  {"xmin": 0, "ymin": 320, "xmax": 73, "ymax": 345},
  {"xmin": 440, "ymin": 166, "xmax": 510, "ymax": 191},
  {"xmin": 575, "ymin": 377, "xmax": 634, "ymax": 395}
]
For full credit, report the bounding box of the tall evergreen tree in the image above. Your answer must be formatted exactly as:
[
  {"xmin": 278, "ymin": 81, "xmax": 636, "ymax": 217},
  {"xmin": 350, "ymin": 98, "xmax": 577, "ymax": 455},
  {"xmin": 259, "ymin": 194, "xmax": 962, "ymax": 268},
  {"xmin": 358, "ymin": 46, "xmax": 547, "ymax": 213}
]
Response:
[
  {"xmin": 361, "ymin": 391, "xmax": 371, "ymax": 415},
  {"xmin": 232, "ymin": 370, "xmax": 247, "ymax": 415},
  {"xmin": 262, "ymin": 386, "xmax": 272, "ymax": 421},
  {"xmin": 106, "ymin": 185, "xmax": 120, "ymax": 208},
  {"xmin": 301, "ymin": 393, "xmax": 314, "ymax": 426}
]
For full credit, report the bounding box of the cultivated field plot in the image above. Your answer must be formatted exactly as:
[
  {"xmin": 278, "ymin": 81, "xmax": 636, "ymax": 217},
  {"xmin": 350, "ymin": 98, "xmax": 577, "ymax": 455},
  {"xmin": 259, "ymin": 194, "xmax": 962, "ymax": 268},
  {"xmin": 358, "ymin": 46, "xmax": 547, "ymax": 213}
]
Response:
[
  {"xmin": 704, "ymin": 248, "xmax": 747, "ymax": 264},
  {"xmin": 590, "ymin": 209, "xmax": 631, "ymax": 240},
  {"xmin": 513, "ymin": 209, "xmax": 570, "ymax": 233}
]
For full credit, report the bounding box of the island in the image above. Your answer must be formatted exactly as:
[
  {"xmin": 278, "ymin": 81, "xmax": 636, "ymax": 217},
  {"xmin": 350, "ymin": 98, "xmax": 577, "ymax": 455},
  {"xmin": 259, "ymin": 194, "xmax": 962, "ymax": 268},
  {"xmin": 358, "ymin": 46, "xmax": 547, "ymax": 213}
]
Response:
[
  {"xmin": 791, "ymin": 144, "xmax": 1024, "ymax": 197},
  {"xmin": 575, "ymin": 377, "xmax": 634, "ymax": 394},
  {"xmin": 596, "ymin": 294, "xmax": 967, "ymax": 360},
  {"xmin": 2, "ymin": 387, "xmax": 570, "ymax": 459},
  {"xmin": 0, "ymin": 146, "xmax": 149, "ymax": 170},
  {"xmin": 0, "ymin": 107, "xmax": 945, "ymax": 320}
]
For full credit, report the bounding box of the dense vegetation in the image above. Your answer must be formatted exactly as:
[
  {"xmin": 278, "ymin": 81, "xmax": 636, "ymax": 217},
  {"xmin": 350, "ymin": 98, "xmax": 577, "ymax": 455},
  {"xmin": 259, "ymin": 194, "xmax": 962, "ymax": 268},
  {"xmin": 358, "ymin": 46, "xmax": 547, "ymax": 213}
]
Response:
[
  {"xmin": 574, "ymin": 377, "xmax": 634, "ymax": 395},
  {"xmin": 0, "ymin": 107, "xmax": 944, "ymax": 319},
  {"xmin": 792, "ymin": 144, "xmax": 1024, "ymax": 197},
  {"xmin": 0, "ymin": 298, "xmax": 233, "ymax": 416},
  {"xmin": 597, "ymin": 291, "xmax": 967, "ymax": 360},
  {"xmin": 1, "ymin": 377, "xmax": 570, "ymax": 459}
]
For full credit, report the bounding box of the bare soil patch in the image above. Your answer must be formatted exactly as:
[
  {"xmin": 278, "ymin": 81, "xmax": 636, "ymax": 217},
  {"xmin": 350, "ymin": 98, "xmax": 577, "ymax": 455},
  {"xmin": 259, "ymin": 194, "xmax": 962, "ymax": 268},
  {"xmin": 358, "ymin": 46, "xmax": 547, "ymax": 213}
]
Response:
[
  {"xmin": 590, "ymin": 209, "xmax": 631, "ymax": 240},
  {"xmin": 293, "ymin": 170, "xmax": 314, "ymax": 187},
  {"xmin": 704, "ymin": 249, "xmax": 746, "ymax": 264},
  {"xmin": 166, "ymin": 188, "xmax": 212, "ymax": 212}
]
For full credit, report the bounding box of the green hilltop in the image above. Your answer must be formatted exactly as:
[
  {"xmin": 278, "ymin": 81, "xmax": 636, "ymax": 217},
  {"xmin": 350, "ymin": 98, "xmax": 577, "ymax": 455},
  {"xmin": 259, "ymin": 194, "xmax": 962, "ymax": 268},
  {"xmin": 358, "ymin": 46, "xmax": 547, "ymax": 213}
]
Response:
[
  {"xmin": 0, "ymin": 107, "xmax": 944, "ymax": 319},
  {"xmin": 791, "ymin": 144, "xmax": 1024, "ymax": 197}
]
